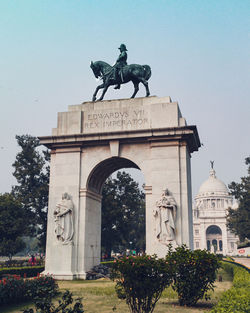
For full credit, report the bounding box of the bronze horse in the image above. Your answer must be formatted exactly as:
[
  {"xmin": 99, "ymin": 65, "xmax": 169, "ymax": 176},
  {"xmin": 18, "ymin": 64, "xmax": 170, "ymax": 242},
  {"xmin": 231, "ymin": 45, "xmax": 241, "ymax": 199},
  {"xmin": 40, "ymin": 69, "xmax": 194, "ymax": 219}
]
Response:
[{"xmin": 90, "ymin": 61, "xmax": 151, "ymax": 101}]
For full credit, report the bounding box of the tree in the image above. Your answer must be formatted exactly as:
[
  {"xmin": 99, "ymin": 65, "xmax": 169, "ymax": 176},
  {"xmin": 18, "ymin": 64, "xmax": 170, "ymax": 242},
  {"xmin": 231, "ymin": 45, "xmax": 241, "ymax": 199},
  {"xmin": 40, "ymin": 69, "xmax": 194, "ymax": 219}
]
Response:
[
  {"xmin": 12, "ymin": 135, "xmax": 50, "ymax": 249},
  {"xmin": 167, "ymin": 245, "xmax": 220, "ymax": 306},
  {"xmin": 0, "ymin": 193, "xmax": 27, "ymax": 260},
  {"xmin": 111, "ymin": 255, "xmax": 173, "ymax": 313},
  {"xmin": 101, "ymin": 171, "xmax": 145, "ymax": 257},
  {"xmin": 227, "ymin": 156, "xmax": 250, "ymax": 242}
]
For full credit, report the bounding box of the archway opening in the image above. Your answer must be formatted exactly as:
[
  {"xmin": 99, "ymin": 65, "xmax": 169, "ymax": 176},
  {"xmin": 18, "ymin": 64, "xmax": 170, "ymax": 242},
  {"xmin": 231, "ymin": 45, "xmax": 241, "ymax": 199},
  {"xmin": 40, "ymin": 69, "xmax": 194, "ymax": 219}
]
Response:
[
  {"xmin": 87, "ymin": 157, "xmax": 145, "ymax": 260},
  {"xmin": 87, "ymin": 157, "xmax": 140, "ymax": 194},
  {"xmin": 206, "ymin": 225, "xmax": 222, "ymax": 252}
]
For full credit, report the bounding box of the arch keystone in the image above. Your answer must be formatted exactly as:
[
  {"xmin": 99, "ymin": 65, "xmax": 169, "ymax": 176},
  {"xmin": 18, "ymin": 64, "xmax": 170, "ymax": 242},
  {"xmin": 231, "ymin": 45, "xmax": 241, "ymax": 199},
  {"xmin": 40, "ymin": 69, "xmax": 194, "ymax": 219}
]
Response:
[{"xmin": 109, "ymin": 140, "xmax": 120, "ymax": 157}]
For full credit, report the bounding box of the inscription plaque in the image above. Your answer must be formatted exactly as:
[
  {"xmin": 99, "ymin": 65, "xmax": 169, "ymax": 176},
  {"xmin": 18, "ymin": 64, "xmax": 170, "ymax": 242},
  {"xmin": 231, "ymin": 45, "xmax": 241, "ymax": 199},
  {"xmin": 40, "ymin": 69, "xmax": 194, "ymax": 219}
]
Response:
[{"xmin": 83, "ymin": 108, "xmax": 149, "ymax": 132}]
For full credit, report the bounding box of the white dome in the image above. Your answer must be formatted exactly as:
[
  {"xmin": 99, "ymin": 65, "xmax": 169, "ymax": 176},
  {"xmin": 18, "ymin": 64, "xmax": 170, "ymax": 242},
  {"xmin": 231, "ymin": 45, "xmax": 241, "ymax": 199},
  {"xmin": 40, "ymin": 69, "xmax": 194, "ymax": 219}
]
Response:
[{"xmin": 198, "ymin": 169, "xmax": 228, "ymax": 195}]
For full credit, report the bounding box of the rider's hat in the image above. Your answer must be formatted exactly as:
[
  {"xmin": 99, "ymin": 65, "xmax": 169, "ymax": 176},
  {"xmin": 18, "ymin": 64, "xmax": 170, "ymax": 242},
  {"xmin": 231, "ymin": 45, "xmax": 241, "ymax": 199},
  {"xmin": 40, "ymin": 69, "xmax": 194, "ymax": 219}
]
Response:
[{"xmin": 118, "ymin": 44, "xmax": 128, "ymax": 51}]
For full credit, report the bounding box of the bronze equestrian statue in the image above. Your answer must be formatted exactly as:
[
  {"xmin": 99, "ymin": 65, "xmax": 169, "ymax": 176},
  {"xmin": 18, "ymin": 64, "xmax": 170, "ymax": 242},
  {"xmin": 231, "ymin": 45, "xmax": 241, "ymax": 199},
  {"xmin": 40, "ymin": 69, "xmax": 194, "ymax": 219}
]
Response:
[{"xmin": 90, "ymin": 44, "xmax": 151, "ymax": 102}]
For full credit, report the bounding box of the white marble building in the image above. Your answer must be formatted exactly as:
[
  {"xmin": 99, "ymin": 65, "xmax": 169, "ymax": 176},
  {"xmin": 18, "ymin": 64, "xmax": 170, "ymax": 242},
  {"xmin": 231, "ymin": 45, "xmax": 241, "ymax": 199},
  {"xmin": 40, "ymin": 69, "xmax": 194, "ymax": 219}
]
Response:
[{"xmin": 193, "ymin": 164, "xmax": 238, "ymax": 255}]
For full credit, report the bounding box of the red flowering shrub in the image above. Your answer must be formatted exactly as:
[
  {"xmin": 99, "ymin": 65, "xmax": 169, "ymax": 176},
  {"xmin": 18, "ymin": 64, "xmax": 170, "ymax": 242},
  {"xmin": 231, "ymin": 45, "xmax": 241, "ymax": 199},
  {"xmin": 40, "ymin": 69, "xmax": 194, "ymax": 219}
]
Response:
[
  {"xmin": 0, "ymin": 276, "xmax": 26, "ymax": 304},
  {"xmin": 111, "ymin": 254, "xmax": 173, "ymax": 313},
  {"xmin": 25, "ymin": 275, "xmax": 58, "ymax": 299},
  {"xmin": 0, "ymin": 275, "xmax": 58, "ymax": 306}
]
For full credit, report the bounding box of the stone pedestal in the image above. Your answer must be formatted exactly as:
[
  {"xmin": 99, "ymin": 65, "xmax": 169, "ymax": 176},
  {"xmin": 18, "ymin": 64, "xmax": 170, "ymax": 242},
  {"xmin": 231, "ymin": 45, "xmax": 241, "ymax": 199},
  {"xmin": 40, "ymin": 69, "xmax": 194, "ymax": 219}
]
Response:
[{"xmin": 40, "ymin": 96, "xmax": 200, "ymax": 279}]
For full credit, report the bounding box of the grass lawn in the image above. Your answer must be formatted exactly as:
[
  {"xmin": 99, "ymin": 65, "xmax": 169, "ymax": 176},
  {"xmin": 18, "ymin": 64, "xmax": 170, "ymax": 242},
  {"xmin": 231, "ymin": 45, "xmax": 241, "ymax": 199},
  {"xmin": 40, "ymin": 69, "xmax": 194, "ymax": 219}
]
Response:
[{"xmin": 1, "ymin": 267, "xmax": 232, "ymax": 313}]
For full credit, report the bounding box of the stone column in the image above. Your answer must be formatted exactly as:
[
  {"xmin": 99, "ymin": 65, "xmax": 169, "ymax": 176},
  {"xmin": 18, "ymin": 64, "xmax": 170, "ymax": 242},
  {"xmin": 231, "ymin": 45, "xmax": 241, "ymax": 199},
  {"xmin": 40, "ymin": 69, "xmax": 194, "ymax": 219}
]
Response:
[
  {"xmin": 143, "ymin": 141, "xmax": 193, "ymax": 258},
  {"xmin": 76, "ymin": 189, "xmax": 102, "ymax": 278},
  {"xmin": 43, "ymin": 147, "xmax": 81, "ymax": 280},
  {"xmin": 200, "ymin": 222, "xmax": 207, "ymax": 250},
  {"xmin": 221, "ymin": 224, "xmax": 228, "ymax": 255}
]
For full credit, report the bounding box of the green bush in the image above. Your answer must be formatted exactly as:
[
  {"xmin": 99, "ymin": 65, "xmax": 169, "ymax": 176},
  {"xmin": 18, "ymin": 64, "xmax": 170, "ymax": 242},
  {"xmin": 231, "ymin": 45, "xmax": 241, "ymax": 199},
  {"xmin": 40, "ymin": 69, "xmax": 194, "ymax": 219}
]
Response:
[
  {"xmin": 233, "ymin": 267, "xmax": 250, "ymax": 288},
  {"xmin": 0, "ymin": 275, "xmax": 58, "ymax": 306},
  {"xmin": 0, "ymin": 265, "xmax": 44, "ymax": 278},
  {"xmin": 211, "ymin": 287, "xmax": 250, "ymax": 312},
  {"xmin": 111, "ymin": 254, "xmax": 173, "ymax": 313},
  {"xmin": 222, "ymin": 259, "xmax": 250, "ymax": 273},
  {"xmin": 25, "ymin": 275, "xmax": 58, "ymax": 299},
  {"xmin": 0, "ymin": 275, "xmax": 26, "ymax": 305},
  {"xmin": 167, "ymin": 245, "xmax": 220, "ymax": 306},
  {"xmin": 22, "ymin": 290, "xmax": 84, "ymax": 313},
  {"xmin": 211, "ymin": 263, "xmax": 250, "ymax": 312},
  {"xmin": 221, "ymin": 261, "xmax": 234, "ymax": 278}
]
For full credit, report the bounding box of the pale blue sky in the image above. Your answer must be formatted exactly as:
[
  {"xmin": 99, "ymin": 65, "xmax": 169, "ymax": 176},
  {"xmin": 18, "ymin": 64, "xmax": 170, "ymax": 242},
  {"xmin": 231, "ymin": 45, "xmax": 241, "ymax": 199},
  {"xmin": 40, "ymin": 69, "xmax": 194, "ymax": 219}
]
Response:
[{"xmin": 0, "ymin": 0, "xmax": 249, "ymax": 196}]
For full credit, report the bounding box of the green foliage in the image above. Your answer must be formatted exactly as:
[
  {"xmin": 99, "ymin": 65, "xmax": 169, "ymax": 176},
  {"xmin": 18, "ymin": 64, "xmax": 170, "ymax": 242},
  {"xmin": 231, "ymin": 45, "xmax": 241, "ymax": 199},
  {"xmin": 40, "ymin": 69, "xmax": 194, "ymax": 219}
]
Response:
[
  {"xmin": 0, "ymin": 275, "xmax": 58, "ymax": 306},
  {"xmin": 100, "ymin": 261, "xmax": 114, "ymax": 268},
  {"xmin": 167, "ymin": 245, "xmax": 220, "ymax": 306},
  {"xmin": 0, "ymin": 265, "xmax": 44, "ymax": 278},
  {"xmin": 221, "ymin": 262, "xmax": 234, "ymax": 279},
  {"xmin": 111, "ymin": 254, "xmax": 173, "ymax": 313},
  {"xmin": 0, "ymin": 193, "xmax": 27, "ymax": 260},
  {"xmin": 211, "ymin": 264, "xmax": 250, "ymax": 313},
  {"xmin": 227, "ymin": 156, "xmax": 250, "ymax": 241},
  {"xmin": 232, "ymin": 267, "xmax": 250, "ymax": 288},
  {"xmin": 0, "ymin": 257, "xmax": 44, "ymax": 268},
  {"xmin": 101, "ymin": 171, "xmax": 145, "ymax": 256},
  {"xmin": 237, "ymin": 239, "xmax": 250, "ymax": 248},
  {"xmin": 24, "ymin": 275, "xmax": 58, "ymax": 300},
  {"xmin": 0, "ymin": 275, "xmax": 26, "ymax": 305},
  {"xmin": 12, "ymin": 135, "xmax": 50, "ymax": 249},
  {"xmin": 221, "ymin": 259, "xmax": 250, "ymax": 274},
  {"xmin": 22, "ymin": 290, "xmax": 84, "ymax": 313}
]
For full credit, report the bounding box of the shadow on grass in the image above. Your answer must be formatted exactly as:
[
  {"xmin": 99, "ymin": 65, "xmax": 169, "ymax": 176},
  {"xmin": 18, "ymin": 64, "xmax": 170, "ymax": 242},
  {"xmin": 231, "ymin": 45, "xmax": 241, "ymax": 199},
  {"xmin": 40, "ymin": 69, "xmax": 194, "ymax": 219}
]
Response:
[
  {"xmin": 1, "ymin": 300, "xmax": 34, "ymax": 313},
  {"xmin": 161, "ymin": 299, "xmax": 215, "ymax": 310}
]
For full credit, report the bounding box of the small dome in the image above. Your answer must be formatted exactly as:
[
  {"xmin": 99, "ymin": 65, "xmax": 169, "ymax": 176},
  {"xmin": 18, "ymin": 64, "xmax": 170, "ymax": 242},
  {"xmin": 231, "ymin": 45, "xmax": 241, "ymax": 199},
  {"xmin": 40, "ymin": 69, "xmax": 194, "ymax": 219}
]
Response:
[{"xmin": 198, "ymin": 168, "xmax": 228, "ymax": 195}]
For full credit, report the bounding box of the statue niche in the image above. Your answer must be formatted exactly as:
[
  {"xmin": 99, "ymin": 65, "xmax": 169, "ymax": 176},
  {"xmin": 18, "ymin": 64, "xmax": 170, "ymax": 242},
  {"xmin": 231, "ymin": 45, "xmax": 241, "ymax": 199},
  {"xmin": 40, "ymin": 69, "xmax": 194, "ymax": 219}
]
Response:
[
  {"xmin": 153, "ymin": 189, "xmax": 177, "ymax": 245},
  {"xmin": 54, "ymin": 192, "xmax": 74, "ymax": 245}
]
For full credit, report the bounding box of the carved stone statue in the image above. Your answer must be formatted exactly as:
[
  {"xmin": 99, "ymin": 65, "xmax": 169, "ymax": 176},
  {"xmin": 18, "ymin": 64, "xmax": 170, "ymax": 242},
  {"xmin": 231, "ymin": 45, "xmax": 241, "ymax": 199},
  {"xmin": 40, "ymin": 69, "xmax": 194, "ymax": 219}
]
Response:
[
  {"xmin": 54, "ymin": 193, "xmax": 74, "ymax": 244},
  {"xmin": 90, "ymin": 44, "xmax": 151, "ymax": 101},
  {"xmin": 211, "ymin": 244, "xmax": 215, "ymax": 253},
  {"xmin": 153, "ymin": 189, "xmax": 177, "ymax": 245}
]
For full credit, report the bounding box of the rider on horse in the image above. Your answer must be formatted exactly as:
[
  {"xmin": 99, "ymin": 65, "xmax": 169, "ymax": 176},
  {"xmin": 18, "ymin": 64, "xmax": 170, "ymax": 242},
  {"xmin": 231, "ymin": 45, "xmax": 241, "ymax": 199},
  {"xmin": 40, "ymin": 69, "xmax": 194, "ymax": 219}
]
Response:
[
  {"xmin": 114, "ymin": 44, "xmax": 128, "ymax": 89},
  {"xmin": 90, "ymin": 44, "xmax": 151, "ymax": 101}
]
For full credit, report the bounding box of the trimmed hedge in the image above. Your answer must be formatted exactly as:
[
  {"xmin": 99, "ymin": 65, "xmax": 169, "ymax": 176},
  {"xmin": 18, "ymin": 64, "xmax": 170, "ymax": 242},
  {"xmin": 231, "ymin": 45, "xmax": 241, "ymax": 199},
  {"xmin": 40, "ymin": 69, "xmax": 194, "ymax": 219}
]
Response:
[
  {"xmin": 233, "ymin": 266, "xmax": 250, "ymax": 288},
  {"xmin": 211, "ymin": 262, "xmax": 250, "ymax": 312},
  {"xmin": 0, "ymin": 259, "xmax": 44, "ymax": 268},
  {"xmin": 222, "ymin": 259, "xmax": 250, "ymax": 273},
  {"xmin": 100, "ymin": 261, "xmax": 114, "ymax": 268},
  {"xmin": 0, "ymin": 265, "xmax": 44, "ymax": 278},
  {"xmin": 212, "ymin": 287, "xmax": 250, "ymax": 313}
]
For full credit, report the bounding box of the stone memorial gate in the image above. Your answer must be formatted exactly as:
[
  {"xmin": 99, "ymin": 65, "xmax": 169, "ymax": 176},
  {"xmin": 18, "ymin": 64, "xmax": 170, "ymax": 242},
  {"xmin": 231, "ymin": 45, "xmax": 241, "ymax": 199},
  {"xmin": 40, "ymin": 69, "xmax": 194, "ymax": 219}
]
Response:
[{"xmin": 40, "ymin": 96, "xmax": 200, "ymax": 279}]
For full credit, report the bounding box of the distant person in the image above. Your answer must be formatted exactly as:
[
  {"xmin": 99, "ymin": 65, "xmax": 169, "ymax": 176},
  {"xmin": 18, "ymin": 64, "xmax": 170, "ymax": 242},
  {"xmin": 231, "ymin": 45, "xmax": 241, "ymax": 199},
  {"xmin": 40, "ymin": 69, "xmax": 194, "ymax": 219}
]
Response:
[{"xmin": 28, "ymin": 255, "xmax": 36, "ymax": 266}]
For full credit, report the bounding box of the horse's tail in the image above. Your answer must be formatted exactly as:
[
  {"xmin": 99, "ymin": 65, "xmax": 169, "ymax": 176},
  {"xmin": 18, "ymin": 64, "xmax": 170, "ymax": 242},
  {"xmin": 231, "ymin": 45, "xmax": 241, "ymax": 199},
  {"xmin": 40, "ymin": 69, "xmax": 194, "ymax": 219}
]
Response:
[{"xmin": 142, "ymin": 65, "xmax": 151, "ymax": 81}]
